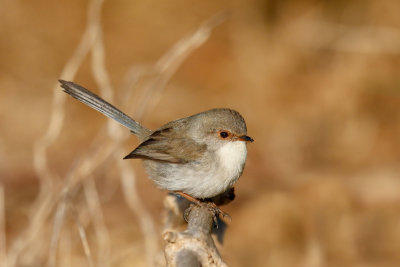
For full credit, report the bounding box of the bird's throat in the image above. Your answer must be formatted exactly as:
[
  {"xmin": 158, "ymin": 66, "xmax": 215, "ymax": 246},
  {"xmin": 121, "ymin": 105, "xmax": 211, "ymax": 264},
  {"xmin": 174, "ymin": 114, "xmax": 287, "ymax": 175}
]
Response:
[{"xmin": 216, "ymin": 141, "xmax": 247, "ymax": 182}]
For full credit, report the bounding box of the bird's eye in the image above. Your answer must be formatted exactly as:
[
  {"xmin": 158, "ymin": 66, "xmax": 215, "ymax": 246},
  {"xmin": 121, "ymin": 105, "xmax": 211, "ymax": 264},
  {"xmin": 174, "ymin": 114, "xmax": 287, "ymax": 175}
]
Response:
[{"xmin": 220, "ymin": 131, "xmax": 229, "ymax": 138}]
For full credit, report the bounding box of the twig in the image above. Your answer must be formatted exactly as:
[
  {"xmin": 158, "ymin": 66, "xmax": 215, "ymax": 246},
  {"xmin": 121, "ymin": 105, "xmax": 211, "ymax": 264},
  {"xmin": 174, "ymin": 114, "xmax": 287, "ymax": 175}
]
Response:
[
  {"xmin": 73, "ymin": 205, "xmax": 95, "ymax": 267},
  {"xmin": 7, "ymin": 189, "xmax": 56, "ymax": 267},
  {"xmin": 47, "ymin": 181, "xmax": 69, "ymax": 267},
  {"xmin": 83, "ymin": 177, "xmax": 111, "ymax": 267},
  {"xmin": 133, "ymin": 12, "xmax": 229, "ymax": 119}
]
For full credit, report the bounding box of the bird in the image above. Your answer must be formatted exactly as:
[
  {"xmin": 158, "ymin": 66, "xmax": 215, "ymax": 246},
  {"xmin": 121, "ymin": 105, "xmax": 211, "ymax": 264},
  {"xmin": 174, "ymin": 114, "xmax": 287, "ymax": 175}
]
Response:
[{"xmin": 59, "ymin": 80, "xmax": 253, "ymax": 216}]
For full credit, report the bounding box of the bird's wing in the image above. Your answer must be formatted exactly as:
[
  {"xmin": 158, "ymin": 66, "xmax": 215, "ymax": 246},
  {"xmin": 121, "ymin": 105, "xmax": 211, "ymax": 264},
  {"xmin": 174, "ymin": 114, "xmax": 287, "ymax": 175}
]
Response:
[{"xmin": 123, "ymin": 125, "xmax": 207, "ymax": 163}]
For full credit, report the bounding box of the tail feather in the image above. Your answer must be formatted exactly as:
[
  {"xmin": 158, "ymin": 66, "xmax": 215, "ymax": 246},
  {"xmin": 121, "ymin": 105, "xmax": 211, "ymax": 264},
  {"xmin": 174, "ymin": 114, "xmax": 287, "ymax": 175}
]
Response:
[{"xmin": 59, "ymin": 80, "xmax": 151, "ymax": 139}]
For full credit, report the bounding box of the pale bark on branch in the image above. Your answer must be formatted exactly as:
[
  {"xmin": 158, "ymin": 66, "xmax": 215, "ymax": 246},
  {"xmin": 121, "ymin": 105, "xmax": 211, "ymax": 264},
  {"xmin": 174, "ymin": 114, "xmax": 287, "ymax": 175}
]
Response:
[{"xmin": 163, "ymin": 195, "xmax": 229, "ymax": 267}]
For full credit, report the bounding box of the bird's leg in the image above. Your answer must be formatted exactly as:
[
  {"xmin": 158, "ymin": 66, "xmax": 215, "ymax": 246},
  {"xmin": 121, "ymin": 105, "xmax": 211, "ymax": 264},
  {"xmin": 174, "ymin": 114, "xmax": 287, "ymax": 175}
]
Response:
[
  {"xmin": 175, "ymin": 191, "xmax": 203, "ymax": 205},
  {"xmin": 174, "ymin": 191, "xmax": 231, "ymax": 225}
]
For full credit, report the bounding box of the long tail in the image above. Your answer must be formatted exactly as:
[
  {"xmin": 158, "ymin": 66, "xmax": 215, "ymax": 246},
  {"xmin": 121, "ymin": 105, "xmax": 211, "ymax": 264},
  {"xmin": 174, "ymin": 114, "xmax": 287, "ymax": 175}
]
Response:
[{"xmin": 59, "ymin": 80, "xmax": 151, "ymax": 139}]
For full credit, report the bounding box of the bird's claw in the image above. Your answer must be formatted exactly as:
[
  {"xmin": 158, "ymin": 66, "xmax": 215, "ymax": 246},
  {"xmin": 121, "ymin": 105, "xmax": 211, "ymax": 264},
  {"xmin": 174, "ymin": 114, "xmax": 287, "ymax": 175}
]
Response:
[
  {"xmin": 204, "ymin": 202, "xmax": 231, "ymax": 223},
  {"xmin": 183, "ymin": 201, "xmax": 231, "ymax": 228}
]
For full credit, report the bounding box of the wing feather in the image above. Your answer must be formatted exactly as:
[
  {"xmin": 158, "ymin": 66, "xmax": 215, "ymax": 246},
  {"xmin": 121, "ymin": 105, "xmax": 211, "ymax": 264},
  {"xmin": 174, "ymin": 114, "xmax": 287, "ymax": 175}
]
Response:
[{"xmin": 123, "ymin": 124, "xmax": 206, "ymax": 163}]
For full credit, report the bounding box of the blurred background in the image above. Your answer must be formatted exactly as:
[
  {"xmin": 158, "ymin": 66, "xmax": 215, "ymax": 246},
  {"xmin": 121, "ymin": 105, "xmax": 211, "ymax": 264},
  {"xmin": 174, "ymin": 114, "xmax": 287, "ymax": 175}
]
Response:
[{"xmin": 1, "ymin": 0, "xmax": 400, "ymax": 266}]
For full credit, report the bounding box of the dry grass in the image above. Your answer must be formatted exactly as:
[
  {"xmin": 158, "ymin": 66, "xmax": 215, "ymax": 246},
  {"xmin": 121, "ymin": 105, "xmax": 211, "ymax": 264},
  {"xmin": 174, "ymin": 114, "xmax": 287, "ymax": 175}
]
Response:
[{"xmin": 1, "ymin": 0, "xmax": 400, "ymax": 266}]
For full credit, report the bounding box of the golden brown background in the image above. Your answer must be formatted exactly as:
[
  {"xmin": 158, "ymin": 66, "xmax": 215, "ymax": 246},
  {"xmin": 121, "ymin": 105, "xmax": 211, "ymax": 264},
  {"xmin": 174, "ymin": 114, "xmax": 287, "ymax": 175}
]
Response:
[{"xmin": 1, "ymin": 0, "xmax": 400, "ymax": 266}]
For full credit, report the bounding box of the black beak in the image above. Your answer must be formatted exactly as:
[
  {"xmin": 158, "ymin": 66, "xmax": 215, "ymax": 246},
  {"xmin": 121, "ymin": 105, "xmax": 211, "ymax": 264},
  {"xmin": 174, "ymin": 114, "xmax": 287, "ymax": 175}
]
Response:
[{"xmin": 239, "ymin": 135, "xmax": 254, "ymax": 142}]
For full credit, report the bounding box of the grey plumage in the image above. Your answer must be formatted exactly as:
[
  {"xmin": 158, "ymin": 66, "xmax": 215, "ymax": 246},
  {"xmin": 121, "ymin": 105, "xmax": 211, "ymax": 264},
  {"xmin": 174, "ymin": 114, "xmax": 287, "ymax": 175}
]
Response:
[
  {"xmin": 60, "ymin": 80, "xmax": 253, "ymax": 199},
  {"xmin": 59, "ymin": 80, "xmax": 151, "ymax": 140}
]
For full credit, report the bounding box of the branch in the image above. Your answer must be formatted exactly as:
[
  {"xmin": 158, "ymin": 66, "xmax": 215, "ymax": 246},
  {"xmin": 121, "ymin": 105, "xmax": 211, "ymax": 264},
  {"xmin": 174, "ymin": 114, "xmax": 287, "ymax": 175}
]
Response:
[{"xmin": 163, "ymin": 195, "xmax": 229, "ymax": 267}]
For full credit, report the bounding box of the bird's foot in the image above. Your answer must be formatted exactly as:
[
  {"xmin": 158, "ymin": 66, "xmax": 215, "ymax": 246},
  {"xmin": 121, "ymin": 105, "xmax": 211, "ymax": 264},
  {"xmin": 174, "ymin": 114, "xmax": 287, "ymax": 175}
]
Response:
[
  {"xmin": 175, "ymin": 191, "xmax": 231, "ymax": 227},
  {"xmin": 203, "ymin": 201, "xmax": 231, "ymax": 224}
]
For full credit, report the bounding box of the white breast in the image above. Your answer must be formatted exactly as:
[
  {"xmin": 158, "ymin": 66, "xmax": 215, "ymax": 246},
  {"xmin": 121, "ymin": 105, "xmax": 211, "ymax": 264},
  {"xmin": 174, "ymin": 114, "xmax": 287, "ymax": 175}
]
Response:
[
  {"xmin": 216, "ymin": 141, "xmax": 247, "ymax": 186},
  {"xmin": 144, "ymin": 140, "xmax": 248, "ymax": 199}
]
